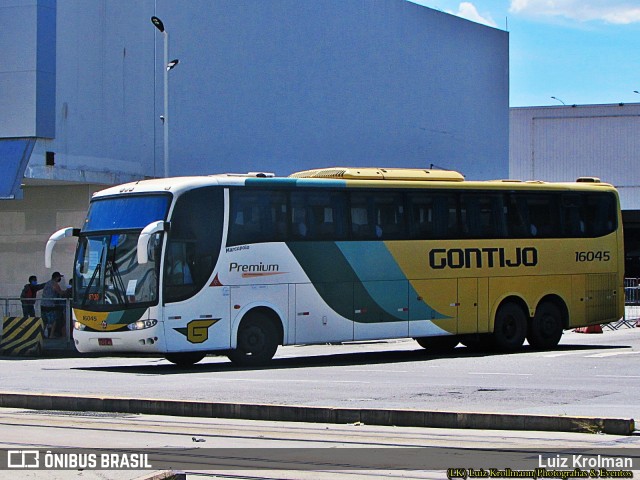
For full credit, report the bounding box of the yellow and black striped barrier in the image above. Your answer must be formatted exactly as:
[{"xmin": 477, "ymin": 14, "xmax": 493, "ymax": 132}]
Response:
[{"xmin": 0, "ymin": 316, "xmax": 44, "ymax": 356}]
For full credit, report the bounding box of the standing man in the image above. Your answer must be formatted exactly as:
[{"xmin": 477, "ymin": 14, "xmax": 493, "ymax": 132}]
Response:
[
  {"xmin": 20, "ymin": 275, "xmax": 45, "ymax": 317},
  {"xmin": 41, "ymin": 272, "xmax": 65, "ymax": 338}
]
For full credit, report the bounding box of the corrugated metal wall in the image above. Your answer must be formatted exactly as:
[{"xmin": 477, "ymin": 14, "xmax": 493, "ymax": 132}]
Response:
[{"xmin": 510, "ymin": 104, "xmax": 640, "ymax": 210}]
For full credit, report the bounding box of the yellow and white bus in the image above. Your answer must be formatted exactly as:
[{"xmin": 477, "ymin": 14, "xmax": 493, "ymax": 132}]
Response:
[{"xmin": 45, "ymin": 167, "xmax": 624, "ymax": 366}]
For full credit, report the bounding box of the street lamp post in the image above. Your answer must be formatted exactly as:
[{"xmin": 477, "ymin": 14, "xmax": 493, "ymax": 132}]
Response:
[
  {"xmin": 550, "ymin": 96, "xmax": 566, "ymax": 105},
  {"xmin": 151, "ymin": 16, "xmax": 178, "ymax": 178}
]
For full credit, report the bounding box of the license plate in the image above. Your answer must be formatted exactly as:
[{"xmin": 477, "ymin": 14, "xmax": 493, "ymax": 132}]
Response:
[{"xmin": 98, "ymin": 338, "xmax": 113, "ymax": 346}]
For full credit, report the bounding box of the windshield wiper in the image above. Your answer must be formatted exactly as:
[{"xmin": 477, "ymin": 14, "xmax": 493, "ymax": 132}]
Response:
[
  {"xmin": 107, "ymin": 259, "xmax": 128, "ymax": 306},
  {"xmin": 81, "ymin": 261, "xmax": 102, "ymax": 307}
]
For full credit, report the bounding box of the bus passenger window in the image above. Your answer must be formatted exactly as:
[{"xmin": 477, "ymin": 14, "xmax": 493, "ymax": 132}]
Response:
[
  {"xmin": 350, "ymin": 192, "xmax": 404, "ymax": 240},
  {"xmin": 291, "ymin": 207, "xmax": 308, "ymax": 239},
  {"xmin": 521, "ymin": 194, "xmax": 560, "ymax": 238},
  {"xmin": 350, "ymin": 205, "xmax": 370, "ymax": 239},
  {"xmin": 461, "ymin": 194, "xmax": 506, "ymax": 239},
  {"xmin": 164, "ymin": 186, "xmax": 223, "ymax": 304},
  {"xmin": 561, "ymin": 194, "xmax": 586, "ymax": 237},
  {"xmin": 289, "ymin": 191, "xmax": 347, "ymax": 241},
  {"xmin": 228, "ymin": 190, "xmax": 287, "ymax": 245},
  {"xmin": 506, "ymin": 195, "xmax": 531, "ymax": 238},
  {"xmin": 166, "ymin": 242, "xmax": 193, "ymax": 285},
  {"xmin": 586, "ymin": 193, "xmax": 616, "ymax": 237},
  {"xmin": 374, "ymin": 193, "xmax": 404, "ymax": 240}
]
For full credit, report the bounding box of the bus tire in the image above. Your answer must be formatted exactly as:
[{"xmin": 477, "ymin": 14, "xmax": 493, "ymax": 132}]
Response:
[
  {"xmin": 415, "ymin": 335, "xmax": 459, "ymax": 352},
  {"xmin": 527, "ymin": 302, "xmax": 563, "ymax": 350},
  {"xmin": 165, "ymin": 352, "xmax": 206, "ymax": 367},
  {"xmin": 228, "ymin": 314, "xmax": 279, "ymax": 366},
  {"xmin": 492, "ymin": 303, "xmax": 527, "ymax": 352}
]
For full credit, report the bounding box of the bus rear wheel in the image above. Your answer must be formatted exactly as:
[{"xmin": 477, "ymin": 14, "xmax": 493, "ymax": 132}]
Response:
[
  {"xmin": 228, "ymin": 315, "xmax": 279, "ymax": 366},
  {"xmin": 527, "ymin": 302, "xmax": 563, "ymax": 350},
  {"xmin": 165, "ymin": 352, "xmax": 206, "ymax": 367},
  {"xmin": 415, "ymin": 335, "xmax": 459, "ymax": 353},
  {"xmin": 492, "ymin": 303, "xmax": 527, "ymax": 352}
]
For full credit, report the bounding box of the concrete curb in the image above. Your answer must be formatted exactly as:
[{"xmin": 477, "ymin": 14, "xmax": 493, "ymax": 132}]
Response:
[{"xmin": 0, "ymin": 391, "xmax": 634, "ymax": 435}]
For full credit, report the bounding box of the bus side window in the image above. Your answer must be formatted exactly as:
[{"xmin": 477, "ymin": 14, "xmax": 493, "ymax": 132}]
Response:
[
  {"xmin": 522, "ymin": 194, "xmax": 560, "ymax": 238},
  {"xmin": 164, "ymin": 186, "xmax": 223, "ymax": 304},
  {"xmin": 506, "ymin": 194, "xmax": 531, "ymax": 238},
  {"xmin": 561, "ymin": 194, "xmax": 586, "ymax": 237},
  {"xmin": 350, "ymin": 203, "xmax": 371, "ymax": 239},
  {"xmin": 445, "ymin": 194, "xmax": 459, "ymax": 238},
  {"xmin": 228, "ymin": 190, "xmax": 287, "ymax": 245},
  {"xmin": 407, "ymin": 193, "xmax": 435, "ymax": 239},
  {"xmin": 461, "ymin": 194, "xmax": 507, "ymax": 239},
  {"xmin": 586, "ymin": 193, "xmax": 616, "ymax": 237},
  {"xmin": 166, "ymin": 241, "xmax": 193, "ymax": 285},
  {"xmin": 374, "ymin": 193, "xmax": 404, "ymax": 240},
  {"xmin": 290, "ymin": 205, "xmax": 308, "ymax": 239},
  {"xmin": 349, "ymin": 192, "xmax": 404, "ymax": 240},
  {"xmin": 431, "ymin": 194, "xmax": 457, "ymax": 239}
]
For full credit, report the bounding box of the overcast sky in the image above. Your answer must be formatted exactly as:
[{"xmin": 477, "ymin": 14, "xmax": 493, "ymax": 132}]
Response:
[{"xmin": 409, "ymin": 0, "xmax": 640, "ymax": 107}]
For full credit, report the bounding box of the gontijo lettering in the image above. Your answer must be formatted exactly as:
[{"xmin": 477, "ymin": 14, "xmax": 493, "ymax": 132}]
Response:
[{"xmin": 429, "ymin": 247, "xmax": 538, "ymax": 269}]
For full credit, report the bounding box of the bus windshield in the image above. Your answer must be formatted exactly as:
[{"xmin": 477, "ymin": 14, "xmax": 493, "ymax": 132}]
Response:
[
  {"xmin": 74, "ymin": 194, "xmax": 170, "ymax": 310},
  {"xmin": 74, "ymin": 232, "xmax": 162, "ymax": 309}
]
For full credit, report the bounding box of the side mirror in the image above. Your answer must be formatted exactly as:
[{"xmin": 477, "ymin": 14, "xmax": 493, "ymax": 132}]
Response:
[
  {"xmin": 137, "ymin": 221, "xmax": 169, "ymax": 264},
  {"xmin": 45, "ymin": 227, "xmax": 80, "ymax": 268}
]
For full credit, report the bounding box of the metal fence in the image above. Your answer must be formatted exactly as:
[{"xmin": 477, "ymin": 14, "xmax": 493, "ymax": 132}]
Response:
[
  {"xmin": 619, "ymin": 278, "xmax": 640, "ymax": 329},
  {"xmin": 625, "ymin": 278, "xmax": 640, "ymax": 305},
  {"xmin": 0, "ymin": 297, "xmax": 72, "ymax": 342}
]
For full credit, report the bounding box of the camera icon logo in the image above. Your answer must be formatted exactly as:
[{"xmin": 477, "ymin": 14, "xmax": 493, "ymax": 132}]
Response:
[{"xmin": 7, "ymin": 450, "xmax": 40, "ymax": 469}]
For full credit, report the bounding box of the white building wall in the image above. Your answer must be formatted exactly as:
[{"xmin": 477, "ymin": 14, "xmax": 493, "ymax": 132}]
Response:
[{"xmin": 510, "ymin": 104, "xmax": 640, "ymax": 210}]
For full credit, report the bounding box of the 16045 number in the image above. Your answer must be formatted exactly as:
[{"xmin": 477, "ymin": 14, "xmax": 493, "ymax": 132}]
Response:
[{"xmin": 575, "ymin": 251, "xmax": 610, "ymax": 262}]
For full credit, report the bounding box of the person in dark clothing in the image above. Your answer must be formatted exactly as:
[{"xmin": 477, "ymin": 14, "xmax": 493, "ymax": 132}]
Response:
[
  {"xmin": 41, "ymin": 272, "xmax": 65, "ymax": 338},
  {"xmin": 20, "ymin": 275, "xmax": 45, "ymax": 317}
]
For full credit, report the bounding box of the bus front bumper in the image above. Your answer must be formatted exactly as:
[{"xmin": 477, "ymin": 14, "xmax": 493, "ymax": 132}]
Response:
[{"xmin": 73, "ymin": 328, "xmax": 166, "ymax": 353}]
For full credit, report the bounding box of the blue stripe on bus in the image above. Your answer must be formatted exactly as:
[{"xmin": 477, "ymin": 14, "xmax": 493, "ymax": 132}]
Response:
[{"xmin": 336, "ymin": 242, "xmax": 448, "ymax": 321}]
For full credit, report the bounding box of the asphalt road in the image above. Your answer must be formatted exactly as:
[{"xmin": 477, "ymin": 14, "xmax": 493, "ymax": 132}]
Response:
[{"xmin": 2, "ymin": 327, "xmax": 640, "ymax": 420}]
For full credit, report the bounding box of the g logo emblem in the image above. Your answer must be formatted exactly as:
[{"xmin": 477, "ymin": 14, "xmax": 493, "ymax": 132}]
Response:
[{"xmin": 175, "ymin": 319, "xmax": 219, "ymax": 344}]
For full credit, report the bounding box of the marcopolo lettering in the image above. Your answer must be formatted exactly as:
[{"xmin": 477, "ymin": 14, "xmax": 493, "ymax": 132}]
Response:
[{"xmin": 429, "ymin": 247, "xmax": 538, "ymax": 269}]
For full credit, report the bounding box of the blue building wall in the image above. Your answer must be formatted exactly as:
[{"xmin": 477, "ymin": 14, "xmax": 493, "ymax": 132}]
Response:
[
  {"xmin": 7, "ymin": 0, "xmax": 509, "ymax": 186},
  {"xmin": 0, "ymin": 0, "xmax": 55, "ymax": 138}
]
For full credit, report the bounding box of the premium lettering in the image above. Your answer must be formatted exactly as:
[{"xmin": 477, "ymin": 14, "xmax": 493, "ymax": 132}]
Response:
[
  {"xmin": 429, "ymin": 247, "xmax": 538, "ymax": 269},
  {"xmin": 229, "ymin": 262, "xmax": 279, "ymax": 273}
]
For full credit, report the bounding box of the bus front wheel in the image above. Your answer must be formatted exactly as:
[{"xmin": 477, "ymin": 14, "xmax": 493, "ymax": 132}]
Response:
[
  {"xmin": 228, "ymin": 315, "xmax": 279, "ymax": 366},
  {"xmin": 165, "ymin": 352, "xmax": 206, "ymax": 367},
  {"xmin": 492, "ymin": 303, "xmax": 527, "ymax": 352},
  {"xmin": 527, "ymin": 302, "xmax": 563, "ymax": 350},
  {"xmin": 415, "ymin": 335, "xmax": 459, "ymax": 353}
]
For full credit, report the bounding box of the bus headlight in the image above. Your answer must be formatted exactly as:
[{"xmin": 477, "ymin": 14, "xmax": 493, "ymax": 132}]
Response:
[
  {"xmin": 127, "ymin": 319, "xmax": 158, "ymax": 331},
  {"xmin": 74, "ymin": 321, "xmax": 86, "ymax": 331}
]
